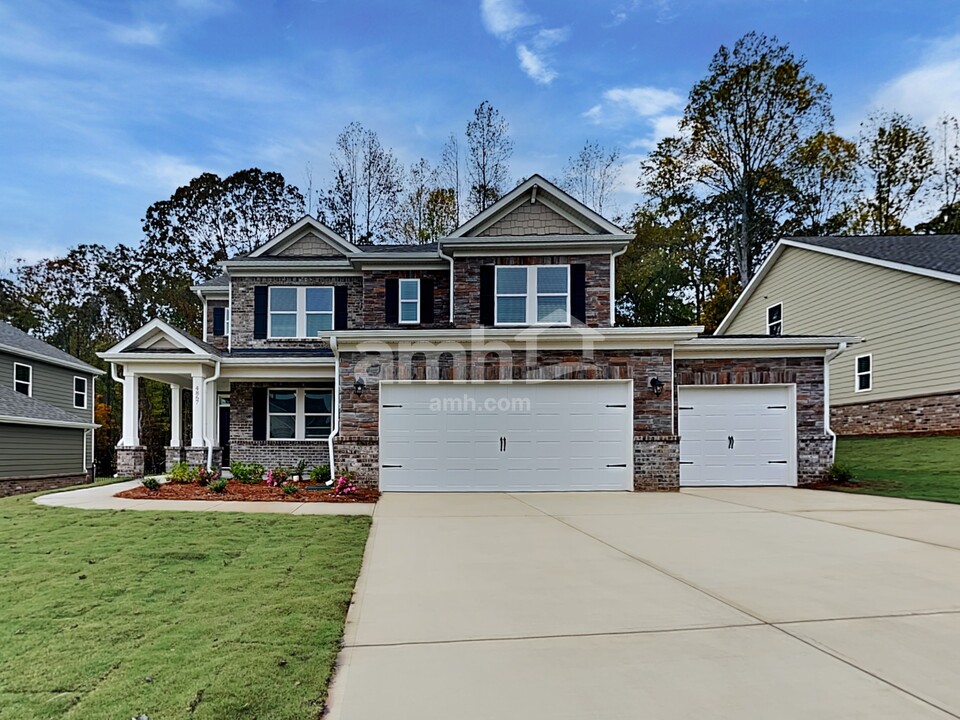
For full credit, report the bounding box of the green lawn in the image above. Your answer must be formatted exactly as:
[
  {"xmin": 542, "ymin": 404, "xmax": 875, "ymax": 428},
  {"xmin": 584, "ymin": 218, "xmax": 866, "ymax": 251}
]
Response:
[
  {"xmin": 0, "ymin": 484, "xmax": 370, "ymax": 719},
  {"xmin": 834, "ymin": 435, "xmax": 960, "ymax": 503}
]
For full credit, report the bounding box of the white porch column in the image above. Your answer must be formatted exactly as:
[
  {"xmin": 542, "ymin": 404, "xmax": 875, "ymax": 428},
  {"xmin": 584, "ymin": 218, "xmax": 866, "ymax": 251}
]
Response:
[
  {"xmin": 120, "ymin": 370, "xmax": 140, "ymax": 446},
  {"xmin": 170, "ymin": 384, "xmax": 182, "ymax": 447},
  {"xmin": 206, "ymin": 383, "xmax": 218, "ymax": 446},
  {"xmin": 190, "ymin": 374, "xmax": 205, "ymax": 447}
]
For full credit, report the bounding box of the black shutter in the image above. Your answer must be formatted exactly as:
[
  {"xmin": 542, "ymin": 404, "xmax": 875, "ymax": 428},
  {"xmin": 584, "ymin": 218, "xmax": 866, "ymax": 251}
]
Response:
[
  {"xmin": 385, "ymin": 278, "xmax": 399, "ymax": 324},
  {"xmin": 334, "ymin": 286, "xmax": 349, "ymax": 330},
  {"xmin": 212, "ymin": 306, "xmax": 225, "ymax": 336},
  {"xmin": 571, "ymin": 264, "xmax": 587, "ymax": 323},
  {"xmin": 252, "ymin": 387, "xmax": 267, "ymax": 441},
  {"xmin": 420, "ymin": 278, "xmax": 434, "ymax": 324},
  {"xmin": 253, "ymin": 286, "xmax": 268, "ymax": 339},
  {"xmin": 479, "ymin": 265, "xmax": 495, "ymax": 326}
]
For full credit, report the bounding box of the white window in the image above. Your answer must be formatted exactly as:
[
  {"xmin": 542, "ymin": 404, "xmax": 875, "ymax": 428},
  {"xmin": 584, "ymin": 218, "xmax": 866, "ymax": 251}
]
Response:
[
  {"xmin": 855, "ymin": 354, "xmax": 872, "ymax": 392},
  {"xmin": 14, "ymin": 363, "xmax": 31, "ymax": 396},
  {"xmin": 399, "ymin": 278, "xmax": 420, "ymax": 324},
  {"xmin": 73, "ymin": 376, "xmax": 88, "ymax": 409},
  {"xmin": 268, "ymin": 287, "xmax": 334, "ymax": 338},
  {"xmin": 268, "ymin": 388, "xmax": 333, "ymax": 440},
  {"xmin": 495, "ymin": 265, "xmax": 570, "ymax": 326},
  {"xmin": 225, "ymin": 308, "xmax": 231, "ymax": 337},
  {"xmin": 767, "ymin": 303, "xmax": 783, "ymax": 336}
]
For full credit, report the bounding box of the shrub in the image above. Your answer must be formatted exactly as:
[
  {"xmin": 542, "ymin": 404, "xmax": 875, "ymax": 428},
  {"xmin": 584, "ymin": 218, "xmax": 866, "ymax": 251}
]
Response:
[
  {"xmin": 209, "ymin": 478, "xmax": 229, "ymax": 494},
  {"xmin": 167, "ymin": 461, "xmax": 192, "ymax": 484},
  {"xmin": 230, "ymin": 461, "xmax": 265, "ymax": 484},
  {"xmin": 141, "ymin": 476, "xmax": 161, "ymax": 491},
  {"xmin": 194, "ymin": 466, "xmax": 219, "ymax": 487},
  {"xmin": 265, "ymin": 466, "xmax": 290, "ymax": 487},
  {"xmin": 309, "ymin": 464, "xmax": 331, "ymax": 485},
  {"xmin": 332, "ymin": 473, "xmax": 358, "ymax": 496},
  {"xmin": 827, "ymin": 463, "xmax": 855, "ymax": 484},
  {"xmin": 293, "ymin": 459, "xmax": 308, "ymax": 479},
  {"xmin": 282, "ymin": 483, "xmax": 299, "ymax": 496}
]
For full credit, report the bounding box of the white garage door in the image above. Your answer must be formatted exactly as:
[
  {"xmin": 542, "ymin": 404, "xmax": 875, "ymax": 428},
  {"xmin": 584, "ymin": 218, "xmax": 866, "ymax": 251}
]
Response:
[
  {"xmin": 379, "ymin": 382, "xmax": 632, "ymax": 492},
  {"xmin": 678, "ymin": 385, "xmax": 796, "ymax": 487}
]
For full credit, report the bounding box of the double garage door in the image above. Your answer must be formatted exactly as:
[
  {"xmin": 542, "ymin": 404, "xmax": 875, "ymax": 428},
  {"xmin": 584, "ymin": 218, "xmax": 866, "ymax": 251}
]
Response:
[
  {"xmin": 378, "ymin": 382, "xmax": 797, "ymax": 491},
  {"xmin": 379, "ymin": 382, "xmax": 633, "ymax": 492}
]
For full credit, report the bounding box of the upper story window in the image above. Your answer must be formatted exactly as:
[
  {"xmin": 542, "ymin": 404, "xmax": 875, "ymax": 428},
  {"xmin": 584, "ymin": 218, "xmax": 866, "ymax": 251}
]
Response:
[
  {"xmin": 399, "ymin": 279, "xmax": 420, "ymax": 324},
  {"xmin": 267, "ymin": 388, "xmax": 333, "ymax": 440},
  {"xmin": 855, "ymin": 354, "xmax": 872, "ymax": 392},
  {"xmin": 766, "ymin": 303, "xmax": 783, "ymax": 336},
  {"xmin": 14, "ymin": 363, "xmax": 31, "ymax": 396},
  {"xmin": 495, "ymin": 265, "xmax": 570, "ymax": 326},
  {"xmin": 73, "ymin": 377, "xmax": 88, "ymax": 409},
  {"xmin": 268, "ymin": 287, "xmax": 334, "ymax": 338}
]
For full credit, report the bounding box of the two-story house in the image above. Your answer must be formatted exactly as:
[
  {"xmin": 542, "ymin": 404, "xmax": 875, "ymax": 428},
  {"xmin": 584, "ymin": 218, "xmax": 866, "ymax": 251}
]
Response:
[
  {"xmin": 0, "ymin": 321, "xmax": 101, "ymax": 495},
  {"xmin": 99, "ymin": 176, "xmax": 855, "ymax": 491}
]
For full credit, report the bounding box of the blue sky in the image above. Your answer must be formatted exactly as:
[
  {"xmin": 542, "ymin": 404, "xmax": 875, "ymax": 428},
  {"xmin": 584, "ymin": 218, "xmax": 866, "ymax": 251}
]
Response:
[{"xmin": 2, "ymin": 0, "xmax": 960, "ymax": 266}]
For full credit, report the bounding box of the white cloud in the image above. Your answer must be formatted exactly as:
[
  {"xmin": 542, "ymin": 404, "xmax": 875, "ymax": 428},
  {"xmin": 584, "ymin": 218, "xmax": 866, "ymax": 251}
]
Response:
[
  {"xmin": 533, "ymin": 27, "xmax": 569, "ymax": 49},
  {"xmin": 603, "ymin": 86, "xmax": 683, "ymax": 117},
  {"xmin": 480, "ymin": 0, "xmax": 536, "ymax": 39},
  {"xmin": 872, "ymin": 55, "xmax": 960, "ymax": 128},
  {"xmin": 517, "ymin": 45, "xmax": 556, "ymax": 85},
  {"xmin": 109, "ymin": 22, "xmax": 165, "ymax": 46}
]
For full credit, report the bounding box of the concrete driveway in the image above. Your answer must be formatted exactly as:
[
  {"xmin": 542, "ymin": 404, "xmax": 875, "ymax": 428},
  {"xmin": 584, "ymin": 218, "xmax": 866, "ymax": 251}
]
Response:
[{"xmin": 326, "ymin": 489, "xmax": 960, "ymax": 719}]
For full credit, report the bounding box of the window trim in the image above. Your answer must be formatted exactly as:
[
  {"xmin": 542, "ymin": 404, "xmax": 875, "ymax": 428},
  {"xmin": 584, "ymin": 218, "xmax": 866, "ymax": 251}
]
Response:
[
  {"xmin": 13, "ymin": 362, "xmax": 32, "ymax": 397},
  {"xmin": 398, "ymin": 278, "xmax": 421, "ymax": 325},
  {"xmin": 266, "ymin": 387, "xmax": 333, "ymax": 441},
  {"xmin": 766, "ymin": 302, "xmax": 783, "ymax": 336},
  {"xmin": 854, "ymin": 353, "xmax": 872, "ymax": 393},
  {"xmin": 73, "ymin": 376, "xmax": 88, "ymax": 409},
  {"xmin": 494, "ymin": 264, "xmax": 571, "ymax": 327},
  {"xmin": 267, "ymin": 286, "xmax": 335, "ymax": 339}
]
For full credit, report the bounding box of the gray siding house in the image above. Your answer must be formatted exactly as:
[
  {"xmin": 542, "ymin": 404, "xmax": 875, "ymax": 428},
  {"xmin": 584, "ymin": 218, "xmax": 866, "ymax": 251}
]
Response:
[
  {"xmin": 0, "ymin": 321, "xmax": 102, "ymax": 495},
  {"xmin": 717, "ymin": 235, "xmax": 960, "ymax": 435}
]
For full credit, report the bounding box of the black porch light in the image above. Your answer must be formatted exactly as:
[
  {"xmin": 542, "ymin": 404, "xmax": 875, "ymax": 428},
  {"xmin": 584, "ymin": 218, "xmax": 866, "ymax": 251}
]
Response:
[
  {"xmin": 353, "ymin": 377, "xmax": 366, "ymax": 396},
  {"xmin": 648, "ymin": 376, "xmax": 665, "ymax": 396}
]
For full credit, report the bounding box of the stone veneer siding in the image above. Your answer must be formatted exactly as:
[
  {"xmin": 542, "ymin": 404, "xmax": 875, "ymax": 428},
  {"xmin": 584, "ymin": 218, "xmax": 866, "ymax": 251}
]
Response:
[
  {"xmin": 673, "ymin": 356, "xmax": 832, "ymax": 486},
  {"xmin": 0, "ymin": 474, "xmax": 90, "ymax": 498},
  {"xmin": 116, "ymin": 446, "xmax": 146, "ymax": 478},
  {"xmin": 335, "ymin": 348, "xmax": 676, "ymax": 490},
  {"xmin": 362, "ymin": 269, "xmax": 452, "ymax": 329},
  {"xmin": 452, "ymin": 255, "xmax": 612, "ymax": 329},
  {"xmin": 230, "ymin": 275, "xmax": 363, "ymax": 349},
  {"xmin": 229, "ymin": 382, "xmax": 332, "ymax": 469},
  {"xmin": 831, "ymin": 392, "xmax": 960, "ymax": 436}
]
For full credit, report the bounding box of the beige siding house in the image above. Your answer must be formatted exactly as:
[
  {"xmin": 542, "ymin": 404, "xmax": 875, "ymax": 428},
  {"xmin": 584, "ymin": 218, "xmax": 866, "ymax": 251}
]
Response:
[{"xmin": 718, "ymin": 236, "xmax": 960, "ymax": 435}]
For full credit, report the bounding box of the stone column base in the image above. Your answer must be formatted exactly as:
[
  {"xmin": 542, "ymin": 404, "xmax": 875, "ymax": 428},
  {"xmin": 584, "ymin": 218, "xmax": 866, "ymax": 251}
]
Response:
[
  {"xmin": 634, "ymin": 436, "xmax": 680, "ymax": 491},
  {"xmin": 184, "ymin": 447, "xmax": 222, "ymax": 471},
  {"xmin": 116, "ymin": 446, "xmax": 146, "ymax": 479},
  {"xmin": 798, "ymin": 434, "xmax": 834, "ymax": 485},
  {"xmin": 165, "ymin": 447, "xmax": 185, "ymax": 472},
  {"xmin": 332, "ymin": 437, "xmax": 379, "ymax": 488}
]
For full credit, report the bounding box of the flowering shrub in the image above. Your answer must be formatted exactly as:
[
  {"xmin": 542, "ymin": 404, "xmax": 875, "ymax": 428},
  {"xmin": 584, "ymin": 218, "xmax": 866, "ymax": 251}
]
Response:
[
  {"xmin": 331, "ymin": 475, "xmax": 358, "ymax": 496},
  {"xmin": 266, "ymin": 466, "xmax": 297, "ymax": 491},
  {"xmin": 194, "ymin": 466, "xmax": 220, "ymax": 487}
]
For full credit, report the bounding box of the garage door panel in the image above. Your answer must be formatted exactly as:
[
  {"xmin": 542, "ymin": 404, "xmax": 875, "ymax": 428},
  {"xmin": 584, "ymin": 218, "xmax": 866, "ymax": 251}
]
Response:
[{"xmin": 379, "ymin": 382, "xmax": 632, "ymax": 492}]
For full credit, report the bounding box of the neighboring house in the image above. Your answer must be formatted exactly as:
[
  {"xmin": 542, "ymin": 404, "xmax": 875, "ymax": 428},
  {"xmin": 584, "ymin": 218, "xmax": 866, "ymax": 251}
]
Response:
[
  {"xmin": 0, "ymin": 321, "xmax": 102, "ymax": 495},
  {"xmin": 99, "ymin": 176, "xmax": 853, "ymax": 490},
  {"xmin": 717, "ymin": 235, "xmax": 960, "ymax": 436}
]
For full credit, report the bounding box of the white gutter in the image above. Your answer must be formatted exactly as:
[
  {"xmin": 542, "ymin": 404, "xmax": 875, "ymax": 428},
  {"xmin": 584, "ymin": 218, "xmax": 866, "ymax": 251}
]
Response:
[
  {"xmin": 0, "ymin": 415, "xmax": 98, "ymax": 429},
  {"xmin": 327, "ymin": 336, "xmax": 341, "ymax": 478},
  {"xmin": 823, "ymin": 341, "xmax": 849, "ymax": 458},
  {"xmin": 202, "ymin": 360, "xmax": 221, "ymax": 470},
  {"xmin": 609, "ymin": 245, "xmax": 628, "ymax": 327},
  {"xmin": 437, "ymin": 241, "xmax": 456, "ymax": 324}
]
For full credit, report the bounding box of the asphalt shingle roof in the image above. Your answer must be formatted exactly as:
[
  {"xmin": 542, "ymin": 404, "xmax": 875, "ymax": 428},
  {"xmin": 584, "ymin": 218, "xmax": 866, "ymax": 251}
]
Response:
[
  {"xmin": 0, "ymin": 321, "xmax": 101, "ymax": 374},
  {"xmin": 789, "ymin": 235, "xmax": 960, "ymax": 278},
  {"xmin": 196, "ymin": 273, "xmax": 228, "ymax": 287},
  {"xmin": 0, "ymin": 385, "xmax": 93, "ymax": 426}
]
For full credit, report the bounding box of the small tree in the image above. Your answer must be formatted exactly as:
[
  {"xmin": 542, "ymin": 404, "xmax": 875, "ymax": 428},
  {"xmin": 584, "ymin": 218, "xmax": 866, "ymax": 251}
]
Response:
[
  {"xmin": 465, "ymin": 101, "xmax": 513, "ymax": 215},
  {"xmin": 560, "ymin": 141, "xmax": 623, "ymax": 214}
]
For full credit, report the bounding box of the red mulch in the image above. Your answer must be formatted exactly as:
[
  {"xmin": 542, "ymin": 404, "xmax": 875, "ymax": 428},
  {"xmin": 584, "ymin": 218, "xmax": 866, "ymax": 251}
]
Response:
[{"xmin": 116, "ymin": 480, "xmax": 380, "ymax": 503}]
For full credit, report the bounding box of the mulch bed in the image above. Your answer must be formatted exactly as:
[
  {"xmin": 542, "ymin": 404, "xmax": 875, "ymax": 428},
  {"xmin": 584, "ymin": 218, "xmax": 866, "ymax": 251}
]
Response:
[{"xmin": 116, "ymin": 480, "xmax": 380, "ymax": 503}]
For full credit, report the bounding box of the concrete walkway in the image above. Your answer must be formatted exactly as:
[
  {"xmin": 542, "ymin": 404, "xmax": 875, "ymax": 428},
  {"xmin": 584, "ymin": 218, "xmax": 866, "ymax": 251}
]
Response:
[
  {"xmin": 34, "ymin": 479, "xmax": 375, "ymax": 515},
  {"xmin": 327, "ymin": 488, "xmax": 960, "ymax": 719}
]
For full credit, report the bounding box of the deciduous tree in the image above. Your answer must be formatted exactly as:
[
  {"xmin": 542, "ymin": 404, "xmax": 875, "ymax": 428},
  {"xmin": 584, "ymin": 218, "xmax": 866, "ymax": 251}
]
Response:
[
  {"xmin": 560, "ymin": 141, "xmax": 623, "ymax": 214},
  {"xmin": 465, "ymin": 101, "xmax": 513, "ymax": 214}
]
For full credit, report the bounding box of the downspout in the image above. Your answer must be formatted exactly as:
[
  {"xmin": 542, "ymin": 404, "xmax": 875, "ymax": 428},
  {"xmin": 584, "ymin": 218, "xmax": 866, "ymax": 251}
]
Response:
[
  {"xmin": 202, "ymin": 360, "xmax": 221, "ymax": 470},
  {"xmin": 823, "ymin": 342, "xmax": 849, "ymax": 458},
  {"xmin": 110, "ymin": 363, "xmax": 124, "ymax": 447},
  {"xmin": 609, "ymin": 245, "xmax": 628, "ymax": 327},
  {"xmin": 437, "ymin": 241, "xmax": 455, "ymax": 324},
  {"xmin": 327, "ymin": 335, "xmax": 341, "ymax": 479}
]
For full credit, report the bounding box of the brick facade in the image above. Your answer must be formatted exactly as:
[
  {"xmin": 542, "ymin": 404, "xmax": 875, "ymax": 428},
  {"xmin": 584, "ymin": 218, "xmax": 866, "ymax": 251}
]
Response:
[
  {"xmin": 831, "ymin": 392, "xmax": 960, "ymax": 436},
  {"xmin": 0, "ymin": 474, "xmax": 91, "ymax": 498},
  {"xmin": 206, "ymin": 299, "xmax": 229, "ymax": 351},
  {"xmin": 674, "ymin": 356, "xmax": 832, "ymax": 485},
  {"xmin": 362, "ymin": 269, "xmax": 452, "ymax": 329},
  {"xmin": 452, "ymin": 255, "xmax": 612, "ymax": 328}
]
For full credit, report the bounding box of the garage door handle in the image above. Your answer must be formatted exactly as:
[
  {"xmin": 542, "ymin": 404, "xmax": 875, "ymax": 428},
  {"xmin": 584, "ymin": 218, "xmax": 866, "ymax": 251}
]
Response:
[
  {"xmin": 728, "ymin": 435, "xmax": 735, "ymax": 449},
  {"xmin": 606, "ymin": 403, "xmax": 627, "ymax": 408},
  {"xmin": 606, "ymin": 463, "xmax": 627, "ymax": 468},
  {"xmin": 382, "ymin": 464, "xmax": 403, "ymax": 468},
  {"xmin": 499, "ymin": 436, "xmax": 506, "ymax": 452},
  {"xmin": 767, "ymin": 460, "xmax": 788, "ymax": 464},
  {"xmin": 767, "ymin": 405, "xmax": 787, "ymax": 409},
  {"xmin": 382, "ymin": 404, "xmax": 403, "ymax": 408}
]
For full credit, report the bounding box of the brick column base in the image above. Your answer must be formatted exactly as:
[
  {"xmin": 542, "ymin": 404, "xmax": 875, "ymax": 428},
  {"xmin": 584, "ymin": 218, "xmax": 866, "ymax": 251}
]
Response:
[
  {"xmin": 184, "ymin": 447, "xmax": 223, "ymax": 471},
  {"xmin": 116, "ymin": 446, "xmax": 146, "ymax": 478},
  {"xmin": 798, "ymin": 434, "xmax": 834, "ymax": 485},
  {"xmin": 333, "ymin": 437, "xmax": 379, "ymax": 488},
  {"xmin": 634, "ymin": 436, "xmax": 680, "ymax": 491},
  {"xmin": 165, "ymin": 447, "xmax": 185, "ymax": 472}
]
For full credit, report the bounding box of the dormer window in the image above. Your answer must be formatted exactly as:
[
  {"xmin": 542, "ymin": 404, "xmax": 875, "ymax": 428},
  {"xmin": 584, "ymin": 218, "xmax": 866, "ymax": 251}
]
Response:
[
  {"xmin": 268, "ymin": 286, "xmax": 334, "ymax": 338},
  {"xmin": 495, "ymin": 265, "xmax": 570, "ymax": 326}
]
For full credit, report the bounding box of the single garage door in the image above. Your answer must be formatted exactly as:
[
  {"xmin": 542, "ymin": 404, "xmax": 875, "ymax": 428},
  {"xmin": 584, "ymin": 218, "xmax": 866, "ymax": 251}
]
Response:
[
  {"xmin": 678, "ymin": 385, "xmax": 796, "ymax": 487},
  {"xmin": 379, "ymin": 381, "xmax": 632, "ymax": 491}
]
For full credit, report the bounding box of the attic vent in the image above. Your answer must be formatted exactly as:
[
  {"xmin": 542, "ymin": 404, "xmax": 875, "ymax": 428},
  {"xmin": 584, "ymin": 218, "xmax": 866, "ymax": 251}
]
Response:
[{"xmin": 531, "ymin": 185, "xmax": 538, "ymax": 204}]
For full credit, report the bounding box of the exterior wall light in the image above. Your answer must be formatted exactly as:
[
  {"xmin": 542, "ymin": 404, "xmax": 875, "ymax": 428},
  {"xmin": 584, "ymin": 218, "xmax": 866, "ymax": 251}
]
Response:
[
  {"xmin": 353, "ymin": 377, "xmax": 366, "ymax": 396},
  {"xmin": 649, "ymin": 377, "xmax": 665, "ymax": 396}
]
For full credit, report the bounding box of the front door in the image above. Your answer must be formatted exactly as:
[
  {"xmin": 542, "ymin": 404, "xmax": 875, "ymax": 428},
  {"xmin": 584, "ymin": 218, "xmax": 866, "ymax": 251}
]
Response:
[{"xmin": 218, "ymin": 396, "xmax": 231, "ymax": 465}]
